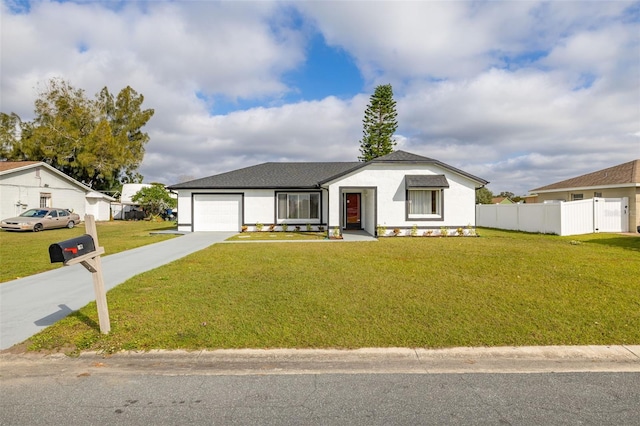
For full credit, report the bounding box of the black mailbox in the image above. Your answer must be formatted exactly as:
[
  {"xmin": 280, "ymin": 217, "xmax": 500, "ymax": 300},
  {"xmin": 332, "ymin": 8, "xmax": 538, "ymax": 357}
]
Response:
[{"xmin": 49, "ymin": 234, "xmax": 96, "ymax": 263}]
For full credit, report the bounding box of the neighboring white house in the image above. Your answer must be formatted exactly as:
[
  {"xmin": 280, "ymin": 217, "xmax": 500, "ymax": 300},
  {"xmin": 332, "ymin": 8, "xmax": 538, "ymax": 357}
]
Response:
[
  {"xmin": 168, "ymin": 151, "xmax": 489, "ymax": 235},
  {"xmin": 0, "ymin": 161, "xmax": 115, "ymax": 221},
  {"xmin": 110, "ymin": 183, "xmax": 151, "ymax": 220}
]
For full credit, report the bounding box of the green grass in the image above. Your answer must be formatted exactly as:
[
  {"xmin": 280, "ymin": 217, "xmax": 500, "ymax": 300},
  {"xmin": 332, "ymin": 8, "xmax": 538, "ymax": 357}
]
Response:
[
  {"xmin": 25, "ymin": 228, "xmax": 640, "ymax": 354},
  {"xmin": 0, "ymin": 221, "xmax": 177, "ymax": 283}
]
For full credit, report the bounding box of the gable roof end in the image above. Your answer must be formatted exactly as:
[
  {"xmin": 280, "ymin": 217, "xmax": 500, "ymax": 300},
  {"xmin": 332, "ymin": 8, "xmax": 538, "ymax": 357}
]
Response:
[
  {"xmin": 377, "ymin": 150, "xmax": 488, "ymax": 185},
  {"xmin": 0, "ymin": 161, "xmax": 110, "ymax": 193}
]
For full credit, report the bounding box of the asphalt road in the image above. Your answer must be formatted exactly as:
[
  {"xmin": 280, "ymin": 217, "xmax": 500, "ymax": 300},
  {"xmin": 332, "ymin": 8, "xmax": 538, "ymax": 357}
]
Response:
[
  {"xmin": 1, "ymin": 351, "xmax": 639, "ymax": 426},
  {"xmin": 2, "ymin": 346, "xmax": 640, "ymax": 425}
]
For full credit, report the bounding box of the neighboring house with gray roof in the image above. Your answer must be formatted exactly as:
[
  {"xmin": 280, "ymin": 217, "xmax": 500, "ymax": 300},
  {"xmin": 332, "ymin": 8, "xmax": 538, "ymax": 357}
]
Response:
[
  {"xmin": 530, "ymin": 159, "xmax": 640, "ymax": 232},
  {"xmin": 168, "ymin": 150, "xmax": 489, "ymax": 235},
  {"xmin": 0, "ymin": 161, "xmax": 115, "ymax": 221}
]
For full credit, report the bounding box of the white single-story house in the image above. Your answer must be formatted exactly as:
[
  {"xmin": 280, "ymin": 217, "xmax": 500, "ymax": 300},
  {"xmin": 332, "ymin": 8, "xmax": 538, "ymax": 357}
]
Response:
[
  {"xmin": 168, "ymin": 151, "xmax": 489, "ymax": 236},
  {"xmin": 529, "ymin": 159, "xmax": 639, "ymax": 232},
  {"xmin": 0, "ymin": 161, "xmax": 115, "ymax": 221}
]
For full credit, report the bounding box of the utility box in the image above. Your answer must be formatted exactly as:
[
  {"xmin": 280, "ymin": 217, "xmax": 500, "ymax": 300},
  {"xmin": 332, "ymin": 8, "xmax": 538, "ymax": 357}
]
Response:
[{"xmin": 49, "ymin": 234, "xmax": 96, "ymax": 263}]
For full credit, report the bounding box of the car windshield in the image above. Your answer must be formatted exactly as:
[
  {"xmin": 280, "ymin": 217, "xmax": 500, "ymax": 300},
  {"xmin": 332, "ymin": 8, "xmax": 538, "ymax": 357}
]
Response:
[{"xmin": 19, "ymin": 209, "xmax": 49, "ymax": 218}]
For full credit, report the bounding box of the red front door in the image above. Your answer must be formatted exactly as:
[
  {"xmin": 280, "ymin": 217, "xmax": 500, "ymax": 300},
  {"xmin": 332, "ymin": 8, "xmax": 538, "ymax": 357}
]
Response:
[{"xmin": 346, "ymin": 193, "xmax": 361, "ymax": 229}]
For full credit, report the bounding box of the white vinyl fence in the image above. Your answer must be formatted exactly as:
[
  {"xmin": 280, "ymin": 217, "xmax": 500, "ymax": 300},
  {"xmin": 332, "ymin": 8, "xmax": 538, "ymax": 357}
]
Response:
[{"xmin": 476, "ymin": 198, "xmax": 629, "ymax": 236}]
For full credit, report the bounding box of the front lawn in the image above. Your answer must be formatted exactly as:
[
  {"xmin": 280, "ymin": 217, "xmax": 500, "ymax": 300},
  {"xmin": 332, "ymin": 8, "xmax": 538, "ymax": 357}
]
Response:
[
  {"xmin": 0, "ymin": 220, "xmax": 177, "ymax": 283},
  {"xmin": 26, "ymin": 229, "xmax": 640, "ymax": 353}
]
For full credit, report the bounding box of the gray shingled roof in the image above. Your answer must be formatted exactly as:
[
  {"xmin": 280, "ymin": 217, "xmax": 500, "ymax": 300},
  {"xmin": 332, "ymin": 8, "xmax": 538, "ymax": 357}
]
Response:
[
  {"xmin": 532, "ymin": 160, "xmax": 640, "ymax": 192},
  {"xmin": 168, "ymin": 150, "xmax": 488, "ymax": 189},
  {"xmin": 169, "ymin": 162, "xmax": 361, "ymax": 189},
  {"xmin": 370, "ymin": 151, "xmax": 436, "ymax": 162},
  {"xmin": 405, "ymin": 174, "xmax": 450, "ymax": 188}
]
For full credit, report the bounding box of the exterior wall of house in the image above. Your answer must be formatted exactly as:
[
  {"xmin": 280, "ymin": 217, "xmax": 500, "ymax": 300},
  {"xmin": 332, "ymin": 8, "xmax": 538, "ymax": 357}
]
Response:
[
  {"xmin": 0, "ymin": 167, "xmax": 87, "ymax": 219},
  {"xmin": 175, "ymin": 190, "xmax": 192, "ymax": 231},
  {"xmin": 175, "ymin": 188, "xmax": 330, "ymax": 232},
  {"xmin": 534, "ymin": 186, "xmax": 638, "ymax": 232},
  {"xmin": 86, "ymin": 197, "xmax": 112, "ymax": 221},
  {"xmin": 325, "ymin": 163, "xmax": 479, "ymax": 235},
  {"xmin": 243, "ymin": 189, "xmax": 276, "ymax": 225}
]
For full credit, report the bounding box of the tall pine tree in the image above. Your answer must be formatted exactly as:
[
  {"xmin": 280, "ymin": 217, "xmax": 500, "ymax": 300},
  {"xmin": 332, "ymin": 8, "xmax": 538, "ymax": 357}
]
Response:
[{"xmin": 358, "ymin": 84, "xmax": 398, "ymax": 161}]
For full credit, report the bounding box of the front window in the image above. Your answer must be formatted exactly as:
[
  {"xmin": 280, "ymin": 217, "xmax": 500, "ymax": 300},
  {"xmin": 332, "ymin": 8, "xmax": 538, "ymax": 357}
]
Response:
[
  {"xmin": 571, "ymin": 194, "xmax": 584, "ymax": 201},
  {"xmin": 277, "ymin": 193, "xmax": 320, "ymax": 221},
  {"xmin": 40, "ymin": 193, "xmax": 52, "ymax": 208},
  {"xmin": 408, "ymin": 189, "xmax": 442, "ymax": 218}
]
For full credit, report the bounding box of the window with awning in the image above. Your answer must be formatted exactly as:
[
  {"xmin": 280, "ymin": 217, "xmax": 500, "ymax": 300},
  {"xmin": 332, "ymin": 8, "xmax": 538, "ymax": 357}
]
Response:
[{"xmin": 405, "ymin": 175, "xmax": 448, "ymax": 219}]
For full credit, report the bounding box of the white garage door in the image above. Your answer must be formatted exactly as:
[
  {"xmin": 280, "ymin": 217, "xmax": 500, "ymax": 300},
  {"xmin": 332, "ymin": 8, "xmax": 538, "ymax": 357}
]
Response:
[{"xmin": 193, "ymin": 194, "xmax": 242, "ymax": 231}]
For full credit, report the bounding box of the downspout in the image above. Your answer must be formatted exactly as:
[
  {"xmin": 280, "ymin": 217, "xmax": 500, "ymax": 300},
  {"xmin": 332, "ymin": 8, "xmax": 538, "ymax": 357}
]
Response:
[
  {"xmin": 321, "ymin": 185, "xmax": 330, "ymax": 239},
  {"xmin": 475, "ymin": 185, "xmax": 485, "ymax": 230}
]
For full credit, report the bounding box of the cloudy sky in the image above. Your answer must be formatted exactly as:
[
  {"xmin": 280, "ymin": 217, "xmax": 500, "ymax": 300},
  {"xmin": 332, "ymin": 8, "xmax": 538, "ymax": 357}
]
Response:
[{"xmin": 2, "ymin": 0, "xmax": 639, "ymax": 195}]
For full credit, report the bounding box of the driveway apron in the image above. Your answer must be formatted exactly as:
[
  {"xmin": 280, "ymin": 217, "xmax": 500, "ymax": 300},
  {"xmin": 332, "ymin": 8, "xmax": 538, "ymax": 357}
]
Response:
[{"xmin": 0, "ymin": 232, "xmax": 234, "ymax": 350}]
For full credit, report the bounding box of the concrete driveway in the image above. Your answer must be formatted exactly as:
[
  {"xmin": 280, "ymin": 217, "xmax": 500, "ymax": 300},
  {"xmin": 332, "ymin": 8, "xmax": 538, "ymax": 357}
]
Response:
[{"xmin": 0, "ymin": 232, "xmax": 234, "ymax": 350}]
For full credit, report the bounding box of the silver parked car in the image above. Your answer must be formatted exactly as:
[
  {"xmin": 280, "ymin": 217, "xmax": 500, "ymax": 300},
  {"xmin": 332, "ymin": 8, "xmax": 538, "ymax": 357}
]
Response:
[{"xmin": 1, "ymin": 208, "xmax": 81, "ymax": 232}]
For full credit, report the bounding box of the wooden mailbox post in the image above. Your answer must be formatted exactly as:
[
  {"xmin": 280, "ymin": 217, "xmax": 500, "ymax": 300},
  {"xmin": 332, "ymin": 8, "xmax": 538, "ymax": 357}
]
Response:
[{"xmin": 49, "ymin": 214, "xmax": 110, "ymax": 334}]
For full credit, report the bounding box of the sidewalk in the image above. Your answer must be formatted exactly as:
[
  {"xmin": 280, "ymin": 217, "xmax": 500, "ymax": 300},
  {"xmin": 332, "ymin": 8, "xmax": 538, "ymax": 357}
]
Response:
[
  {"xmin": 1, "ymin": 346, "xmax": 639, "ymax": 377},
  {"xmin": 0, "ymin": 232, "xmax": 235, "ymax": 350}
]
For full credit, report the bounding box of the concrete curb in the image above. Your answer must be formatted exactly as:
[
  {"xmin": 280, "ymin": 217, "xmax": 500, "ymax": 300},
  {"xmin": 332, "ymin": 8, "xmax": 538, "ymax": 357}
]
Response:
[{"xmin": 2, "ymin": 346, "xmax": 638, "ymax": 378}]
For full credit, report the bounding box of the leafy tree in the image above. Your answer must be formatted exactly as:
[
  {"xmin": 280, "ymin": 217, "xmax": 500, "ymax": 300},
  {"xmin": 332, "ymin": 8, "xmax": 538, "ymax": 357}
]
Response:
[
  {"xmin": 0, "ymin": 112, "xmax": 21, "ymax": 159},
  {"xmin": 499, "ymin": 191, "xmax": 515, "ymax": 199},
  {"xmin": 131, "ymin": 183, "xmax": 177, "ymax": 218},
  {"xmin": 358, "ymin": 84, "xmax": 398, "ymax": 161},
  {"xmin": 476, "ymin": 187, "xmax": 494, "ymax": 204},
  {"xmin": 2, "ymin": 78, "xmax": 154, "ymax": 191},
  {"xmin": 497, "ymin": 191, "xmax": 524, "ymax": 202},
  {"xmin": 97, "ymin": 86, "xmax": 154, "ymax": 184}
]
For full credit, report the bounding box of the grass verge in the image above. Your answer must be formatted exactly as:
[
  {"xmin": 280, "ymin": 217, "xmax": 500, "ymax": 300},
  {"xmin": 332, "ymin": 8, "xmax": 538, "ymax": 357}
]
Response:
[
  {"xmin": 0, "ymin": 220, "xmax": 177, "ymax": 283},
  {"xmin": 25, "ymin": 229, "xmax": 640, "ymax": 354}
]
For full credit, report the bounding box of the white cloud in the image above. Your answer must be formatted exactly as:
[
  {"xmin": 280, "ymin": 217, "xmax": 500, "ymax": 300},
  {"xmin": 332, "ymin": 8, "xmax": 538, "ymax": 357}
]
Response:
[
  {"xmin": 1, "ymin": 0, "xmax": 638, "ymax": 196},
  {"xmin": 142, "ymin": 95, "xmax": 369, "ymax": 185}
]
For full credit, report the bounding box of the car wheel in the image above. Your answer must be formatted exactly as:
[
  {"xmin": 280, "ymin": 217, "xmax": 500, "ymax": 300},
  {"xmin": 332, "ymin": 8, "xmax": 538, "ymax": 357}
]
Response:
[
  {"xmin": 33, "ymin": 223, "xmax": 44, "ymax": 232},
  {"xmin": 67, "ymin": 221, "xmax": 75, "ymax": 229}
]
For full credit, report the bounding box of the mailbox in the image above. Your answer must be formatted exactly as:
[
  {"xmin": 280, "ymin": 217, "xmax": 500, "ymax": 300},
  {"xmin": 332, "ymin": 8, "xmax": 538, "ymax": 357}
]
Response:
[{"xmin": 49, "ymin": 234, "xmax": 96, "ymax": 263}]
